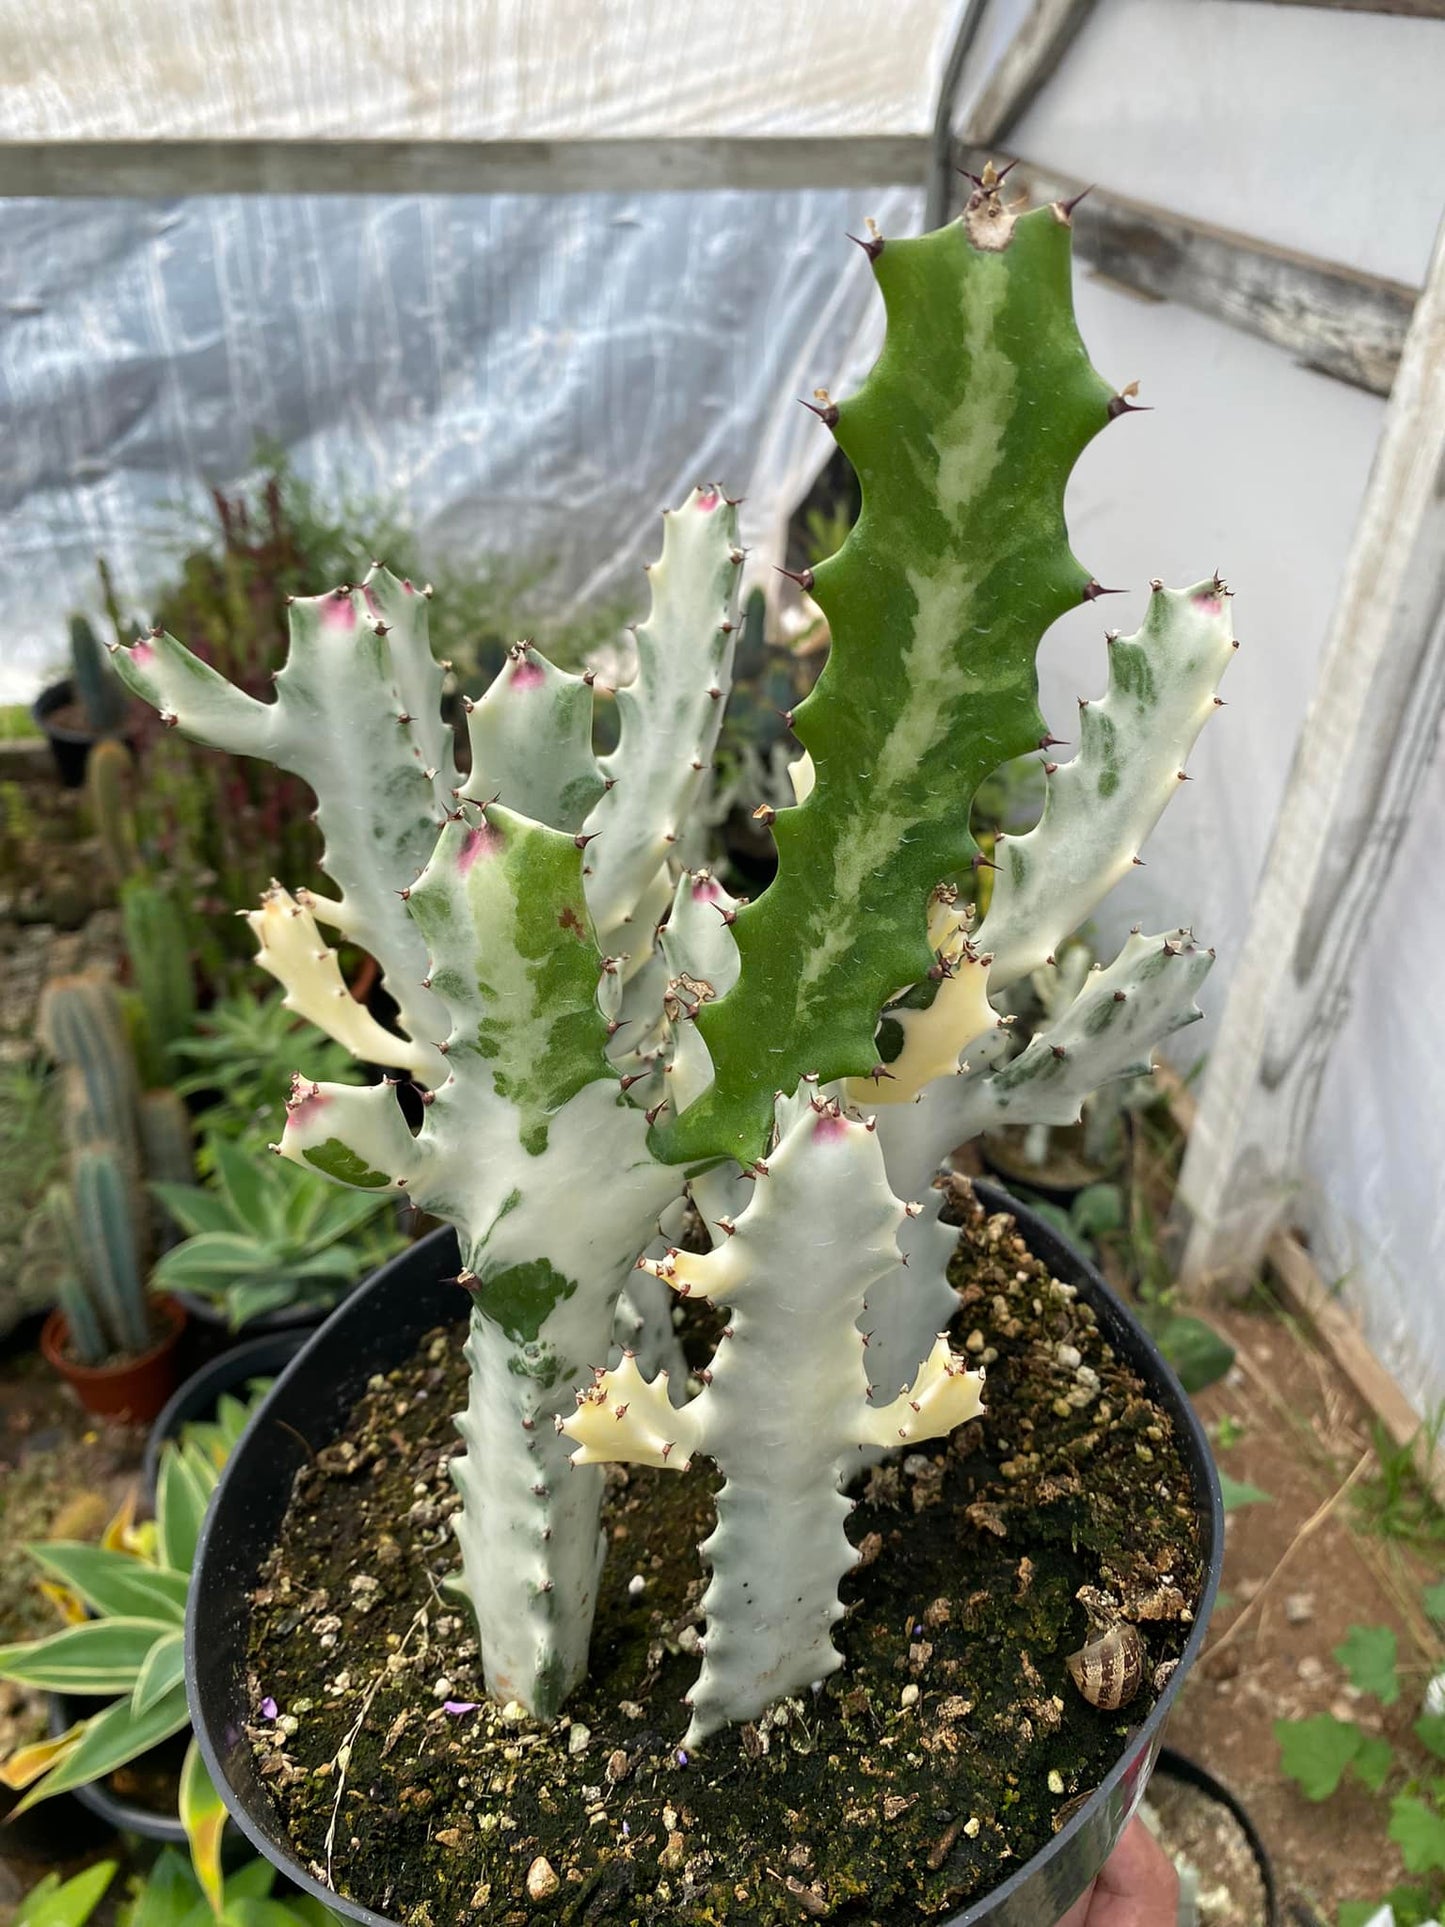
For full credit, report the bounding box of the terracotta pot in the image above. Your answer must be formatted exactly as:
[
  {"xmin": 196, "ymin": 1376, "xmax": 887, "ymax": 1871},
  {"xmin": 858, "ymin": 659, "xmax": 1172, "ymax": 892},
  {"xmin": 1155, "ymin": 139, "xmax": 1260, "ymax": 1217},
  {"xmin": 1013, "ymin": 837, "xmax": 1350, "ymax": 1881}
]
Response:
[{"xmin": 41, "ymin": 1295, "xmax": 188, "ymax": 1424}]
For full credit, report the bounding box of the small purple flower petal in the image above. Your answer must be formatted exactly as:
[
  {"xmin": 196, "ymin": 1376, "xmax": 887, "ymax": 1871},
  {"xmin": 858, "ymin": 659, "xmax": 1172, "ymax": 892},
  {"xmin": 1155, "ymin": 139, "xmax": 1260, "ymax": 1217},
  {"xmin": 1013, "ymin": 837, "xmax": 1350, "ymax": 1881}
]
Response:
[
  {"xmin": 443, "ymin": 1700, "xmax": 481, "ymax": 1716},
  {"xmin": 675, "ymin": 1748, "xmax": 689, "ymax": 1767},
  {"xmin": 260, "ymin": 1697, "xmax": 278, "ymax": 1720}
]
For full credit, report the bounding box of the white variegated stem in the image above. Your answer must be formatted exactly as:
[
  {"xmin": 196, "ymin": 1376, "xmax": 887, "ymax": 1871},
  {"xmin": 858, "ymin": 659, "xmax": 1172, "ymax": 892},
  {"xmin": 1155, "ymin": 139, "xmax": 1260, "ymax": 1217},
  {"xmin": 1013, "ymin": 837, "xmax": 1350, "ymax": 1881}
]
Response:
[
  {"xmin": 866, "ymin": 933, "xmax": 1209, "ymax": 1418},
  {"xmin": 247, "ymin": 887, "xmax": 434, "ymax": 1078},
  {"xmin": 111, "ymin": 578, "xmax": 452, "ymax": 1063},
  {"xmin": 614, "ymin": 1273, "xmax": 689, "ymax": 1391},
  {"xmin": 452, "ymin": 1309, "xmax": 607, "ymax": 1718},
  {"xmin": 657, "ymin": 870, "xmax": 752, "ymax": 1234},
  {"xmin": 462, "ymin": 643, "xmax": 603, "ymax": 833},
  {"xmin": 283, "ymin": 801, "xmax": 682, "ymax": 1718},
  {"xmin": 975, "ymin": 581, "xmax": 1236, "ymax": 991},
  {"xmin": 561, "ymin": 1095, "xmax": 985, "ymax": 1745},
  {"xmin": 582, "ymin": 489, "xmax": 744, "ymax": 966},
  {"xmin": 617, "ymin": 1194, "xmax": 692, "ymax": 1393},
  {"xmin": 362, "ymin": 563, "xmax": 459, "ymax": 820},
  {"xmin": 844, "ymin": 886, "xmax": 997, "ymax": 1108},
  {"xmin": 872, "ymin": 931, "xmax": 1212, "ymax": 1214},
  {"xmin": 858, "ymin": 1189, "xmax": 961, "ymax": 1415},
  {"xmin": 443, "ymin": 1089, "xmax": 678, "ymax": 1716}
]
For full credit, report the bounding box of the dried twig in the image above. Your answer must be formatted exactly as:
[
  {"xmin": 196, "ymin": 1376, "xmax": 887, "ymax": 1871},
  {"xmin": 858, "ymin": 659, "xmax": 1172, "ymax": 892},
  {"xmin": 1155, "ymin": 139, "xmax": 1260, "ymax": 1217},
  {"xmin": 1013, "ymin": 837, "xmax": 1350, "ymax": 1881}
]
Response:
[
  {"xmin": 1205, "ymin": 1451, "xmax": 1371, "ymax": 1666},
  {"xmin": 325, "ymin": 1602, "xmax": 429, "ymax": 1886}
]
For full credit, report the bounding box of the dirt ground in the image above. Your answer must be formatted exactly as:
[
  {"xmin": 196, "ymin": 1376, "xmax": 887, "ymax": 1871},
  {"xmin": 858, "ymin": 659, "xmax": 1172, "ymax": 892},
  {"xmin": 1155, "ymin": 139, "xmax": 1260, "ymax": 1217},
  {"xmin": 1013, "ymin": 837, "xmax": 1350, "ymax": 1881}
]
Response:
[{"xmin": 1166, "ymin": 1296, "xmax": 1441, "ymax": 1925}]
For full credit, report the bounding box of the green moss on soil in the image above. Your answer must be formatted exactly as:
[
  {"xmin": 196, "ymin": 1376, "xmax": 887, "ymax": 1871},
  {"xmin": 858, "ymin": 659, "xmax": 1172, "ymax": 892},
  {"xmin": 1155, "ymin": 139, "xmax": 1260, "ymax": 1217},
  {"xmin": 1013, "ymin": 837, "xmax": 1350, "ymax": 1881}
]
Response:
[{"xmin": 246, "ymin": 1186, "xmax": 1204, "ymax": 1925}]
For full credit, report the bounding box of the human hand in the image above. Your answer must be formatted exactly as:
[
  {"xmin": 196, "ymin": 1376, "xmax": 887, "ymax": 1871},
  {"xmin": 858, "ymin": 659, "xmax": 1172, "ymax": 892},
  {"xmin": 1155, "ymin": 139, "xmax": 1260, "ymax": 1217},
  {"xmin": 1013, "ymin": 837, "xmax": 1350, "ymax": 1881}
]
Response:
[{"xmin": 1057, "ymin": 1819, "xmax": 1180, "ymax": 1927}]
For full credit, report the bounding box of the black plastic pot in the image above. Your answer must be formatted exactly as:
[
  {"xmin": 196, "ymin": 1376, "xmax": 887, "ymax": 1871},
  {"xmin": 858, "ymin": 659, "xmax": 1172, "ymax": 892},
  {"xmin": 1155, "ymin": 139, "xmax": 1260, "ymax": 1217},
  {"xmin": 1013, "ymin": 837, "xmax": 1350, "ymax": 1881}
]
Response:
[
  {"xmin": 169, "ymin": 1289, "xmax": 336, "ymax": 1345},
  {"xmin": 144, "ymin": 1329, "xmax": 311, "ymax": 1501},
  {"xmin": 30, "ymin": 678, "xmax": 130, "ymax": 787},
  {"xmin": 186, "ymin": 1190, "xmax": 1222, "ymax": 1927}
]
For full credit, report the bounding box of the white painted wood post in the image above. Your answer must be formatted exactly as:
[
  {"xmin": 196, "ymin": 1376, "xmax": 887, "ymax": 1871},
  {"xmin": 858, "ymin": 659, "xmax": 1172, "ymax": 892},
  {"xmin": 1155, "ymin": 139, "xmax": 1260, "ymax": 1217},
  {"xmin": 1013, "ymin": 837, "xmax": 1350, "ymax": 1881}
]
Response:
[{"xmin": 1177, "ymin": 208, "xmax": 1445, "ymax": 1294}]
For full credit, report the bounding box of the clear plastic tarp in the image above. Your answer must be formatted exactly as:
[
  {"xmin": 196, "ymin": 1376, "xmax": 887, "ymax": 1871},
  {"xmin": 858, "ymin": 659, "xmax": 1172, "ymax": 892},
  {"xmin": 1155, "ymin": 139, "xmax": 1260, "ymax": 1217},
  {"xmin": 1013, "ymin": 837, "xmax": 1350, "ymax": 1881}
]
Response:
[{"xmin": 2, "ymin": 0, "xmax": 1443, "ymax": 1421}]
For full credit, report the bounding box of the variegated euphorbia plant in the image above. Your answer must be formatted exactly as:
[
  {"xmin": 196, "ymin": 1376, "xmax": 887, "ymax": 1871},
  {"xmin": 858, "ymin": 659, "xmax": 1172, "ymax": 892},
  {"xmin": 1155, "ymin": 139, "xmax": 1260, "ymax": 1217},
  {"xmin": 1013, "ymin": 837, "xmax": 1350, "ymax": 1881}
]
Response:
[{"xmin": 112, "ymin": 165, "xmax": 1233, "ymax": 1741}]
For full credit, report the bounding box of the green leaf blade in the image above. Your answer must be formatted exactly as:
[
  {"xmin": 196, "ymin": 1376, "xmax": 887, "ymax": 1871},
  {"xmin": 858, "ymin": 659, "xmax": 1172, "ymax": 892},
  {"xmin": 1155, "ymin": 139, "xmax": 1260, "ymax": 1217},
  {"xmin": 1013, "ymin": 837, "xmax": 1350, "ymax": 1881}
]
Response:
[
  {"xmin": 25, "ymin": 1543, "xmax": 188, "ymax": 1625},
  {"xmin": 1389, "ymin": 1792, "xmax": 1445, "ymax": 1875},
  {"xmin": 1218, "ymin": 1470, "xmax": 1272, "ymax": 1512},
  {"xmin": 1275, "ymin": 1713, "xmax": 1362, "ymax": 1802},
  {"xmin": 13, "ymin": 1682, "xmax": 191, "ymax": 1811},
  {"xmin": 132, "ymin": 1628, "xmax": 186, "ymax": 1715},
  {"xmin": 0, "ymin": 1617, "xmax": 172, "ymax": 1694},
  {"xmin": 1335, "ymin": 1624, "xmax": 1400, "ymax": 1705}
]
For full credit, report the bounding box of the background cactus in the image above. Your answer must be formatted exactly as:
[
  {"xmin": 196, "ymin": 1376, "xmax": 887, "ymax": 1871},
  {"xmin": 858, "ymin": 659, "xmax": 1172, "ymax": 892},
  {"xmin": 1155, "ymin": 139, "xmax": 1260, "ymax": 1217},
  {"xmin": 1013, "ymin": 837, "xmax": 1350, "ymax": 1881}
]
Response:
[
  {"xmin": 69, "ymin": 614, "xmax": 127, "ymax": 736},
  {"xmin": 38, "ymin": 971, "xmax": 192, "ymax": 1366},
  {"xmin": 120, "ymin": 880, "xmax": 198, "ymax": 1089},
  {"xmin": 113, "ymin": 169, "xmax": 1229, "ymax": 1741}
]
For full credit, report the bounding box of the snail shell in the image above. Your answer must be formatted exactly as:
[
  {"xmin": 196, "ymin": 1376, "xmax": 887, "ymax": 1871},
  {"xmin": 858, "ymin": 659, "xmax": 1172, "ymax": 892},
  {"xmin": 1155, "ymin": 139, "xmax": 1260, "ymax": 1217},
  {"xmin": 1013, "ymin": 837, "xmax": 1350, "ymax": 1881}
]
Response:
[{"xmin": 1066, "ymin": 1621, "xmax": 1145, "ymax": 1711}]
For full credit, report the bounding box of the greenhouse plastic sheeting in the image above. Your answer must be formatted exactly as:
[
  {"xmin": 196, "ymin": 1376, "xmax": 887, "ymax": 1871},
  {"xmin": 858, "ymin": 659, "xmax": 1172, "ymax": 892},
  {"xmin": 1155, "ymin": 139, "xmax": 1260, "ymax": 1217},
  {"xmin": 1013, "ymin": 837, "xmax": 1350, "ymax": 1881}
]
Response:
[
  {"xmin": 0, "ymin": 0, "xmax": 954, "ymax": 143},
  {"xmin": 0, "ymin": 183, "xmax": 919, "ymax": 696}
]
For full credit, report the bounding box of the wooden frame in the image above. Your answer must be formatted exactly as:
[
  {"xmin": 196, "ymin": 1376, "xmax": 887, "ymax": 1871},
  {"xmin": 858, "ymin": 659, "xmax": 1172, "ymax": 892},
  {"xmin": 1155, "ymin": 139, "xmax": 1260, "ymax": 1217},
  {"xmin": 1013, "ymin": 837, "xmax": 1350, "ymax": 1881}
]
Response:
[
  {"xmin": 1159, "ymin": 1068, "xmax": 1443, "ymax": 1507},
  {"xmin": 952, "ymin": 147, "xmax": 1417, "ymax": 396},
  {"xmin": 0, "ymin": 135, "xmax": 931, "ymax": 199},
  {"xmin": 1176, "ymin": 212, "xmax": 1445, "ymax": 1304}
]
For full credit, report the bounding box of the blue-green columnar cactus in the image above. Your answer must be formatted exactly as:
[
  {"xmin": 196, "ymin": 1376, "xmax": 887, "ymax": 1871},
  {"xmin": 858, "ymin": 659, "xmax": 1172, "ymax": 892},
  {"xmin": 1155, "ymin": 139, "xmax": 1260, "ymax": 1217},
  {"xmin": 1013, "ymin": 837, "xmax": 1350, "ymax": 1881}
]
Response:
[{"xmin": 113, "ymin": 167, "xmax": 1232, "ymax": 1734}]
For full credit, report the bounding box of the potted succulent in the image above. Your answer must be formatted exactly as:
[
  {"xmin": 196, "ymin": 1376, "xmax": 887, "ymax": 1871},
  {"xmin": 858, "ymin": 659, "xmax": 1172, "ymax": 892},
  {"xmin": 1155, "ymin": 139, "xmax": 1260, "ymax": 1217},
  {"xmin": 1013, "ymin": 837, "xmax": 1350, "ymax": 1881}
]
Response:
[
  {"xmin": 150, "ymin": 1138, "xmax": 406, "ymax": 1333},
  {"xmin": 0, "ymin": 1418, "xmax": 256, "ymax": 1882},
  {"xmin": 113, "ymin": 172, "xmax": 1232, "ymax": 1924},
  {"xmin": 13, "ymin": 1850, "xmax": 343, "ymax": 1927},
  {"xmin": 32, "ymin": 615, "xmax": 136, "ymax": 786},
  {"xmin": 37, "ymin": 973, "xmax": 192, "ymax": 1423}
]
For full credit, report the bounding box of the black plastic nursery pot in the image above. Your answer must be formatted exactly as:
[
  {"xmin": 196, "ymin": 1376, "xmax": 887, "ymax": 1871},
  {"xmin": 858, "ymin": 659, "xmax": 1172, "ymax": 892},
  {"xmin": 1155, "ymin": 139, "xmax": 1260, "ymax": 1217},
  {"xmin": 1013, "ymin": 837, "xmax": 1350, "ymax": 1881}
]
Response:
[
  {"xmin": 143, "ymin": 1327, "xmax": 311, "ymax": 1500},
  {"xmin": 46, "ymin": 1690, "xmax": 188, "ymax": 1846},
  {"xmin": 170, "ymin": 1288, "xmax": 338, "ymax": 1346},
  {"xmin": 30, "ymin": 678, "xmax": 133, "ymax": 787},
  {"xmin": 186, "ymin": 1187, "xmax": 1223, "ymax": 1927}
]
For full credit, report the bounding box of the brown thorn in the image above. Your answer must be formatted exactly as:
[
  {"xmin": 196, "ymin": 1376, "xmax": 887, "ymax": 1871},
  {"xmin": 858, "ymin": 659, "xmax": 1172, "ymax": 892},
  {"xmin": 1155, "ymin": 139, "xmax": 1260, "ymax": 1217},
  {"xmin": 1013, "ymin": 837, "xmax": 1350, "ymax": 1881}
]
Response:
[{"xmin": 798, "ymin": 395, "xmax": 840, "ymax": 429}]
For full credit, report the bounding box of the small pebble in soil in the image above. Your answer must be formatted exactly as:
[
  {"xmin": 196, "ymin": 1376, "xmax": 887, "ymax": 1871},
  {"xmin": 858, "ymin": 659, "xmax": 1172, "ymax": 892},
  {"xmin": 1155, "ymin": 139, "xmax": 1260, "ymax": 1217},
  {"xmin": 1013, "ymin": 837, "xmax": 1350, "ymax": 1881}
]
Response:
[
  {"xmin": 568, "ymin": 1722, "xmax": 591, "ymax": 1755},
  {"xmin": 526, "ymin": 1856, "xmax": 559, "ymax": 1901},
  {"xmin": 1284, "ymin": 1592, "xmax": 1314, "ymax": 1625}
]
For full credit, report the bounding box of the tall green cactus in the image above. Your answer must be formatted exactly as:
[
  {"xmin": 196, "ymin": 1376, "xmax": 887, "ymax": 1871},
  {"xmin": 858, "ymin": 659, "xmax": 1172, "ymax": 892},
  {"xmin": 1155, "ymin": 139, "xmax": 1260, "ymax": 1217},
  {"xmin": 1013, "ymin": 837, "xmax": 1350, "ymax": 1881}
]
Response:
[
  {"xmin": 86, "ymin": 738, "xmax": 140, "ymax": 884},
  {"xmin": 654, "ymin": 196, "xmax": 1116, "ymax": 1169},
  {"xmin": 120, "ymin": 881, "xmax": 197, "ymax": 1088},
  {"xmin": 113, "ymin": 168, "xmax": 1232, "ymax": 1742},
  {"xmin": 38, "ymin": 972, "xmax": 194, "ymax": 1366},
  {"xmin": 70, "ymin": 615, "xmax": 127, "ymax": 736}
]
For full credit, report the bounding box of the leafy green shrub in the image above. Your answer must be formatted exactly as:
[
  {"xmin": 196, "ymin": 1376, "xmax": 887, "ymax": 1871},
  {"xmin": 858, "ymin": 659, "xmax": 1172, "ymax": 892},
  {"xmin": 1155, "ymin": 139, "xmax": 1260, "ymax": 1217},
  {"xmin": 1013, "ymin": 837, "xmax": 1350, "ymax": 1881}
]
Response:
[{"xmin": 152, "ymin": 1136, "xmax": 404, "ymax": 1328}]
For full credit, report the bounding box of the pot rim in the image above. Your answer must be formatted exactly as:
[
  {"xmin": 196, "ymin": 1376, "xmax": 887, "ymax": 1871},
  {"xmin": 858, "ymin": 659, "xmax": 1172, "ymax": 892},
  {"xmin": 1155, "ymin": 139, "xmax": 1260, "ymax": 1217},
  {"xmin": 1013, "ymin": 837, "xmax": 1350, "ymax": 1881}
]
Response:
[
  {"xmin": 186, "ymin": 1185, "xmax": 1223, "ymax": 1927},
  {"xmin": 41, "ymin": 1293, "xmax": 187, "ymax": 1386}
]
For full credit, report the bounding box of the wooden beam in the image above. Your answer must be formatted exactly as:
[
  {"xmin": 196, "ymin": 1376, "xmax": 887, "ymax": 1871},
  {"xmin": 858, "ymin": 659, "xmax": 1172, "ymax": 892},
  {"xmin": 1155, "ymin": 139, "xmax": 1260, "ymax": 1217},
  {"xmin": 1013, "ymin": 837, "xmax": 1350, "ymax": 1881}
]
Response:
[
  {"xmin": 0, "ymin": 135, "xmax": 931, "ymax": 200},
  {"xmin": 964, "ymin": 0, "xmax": 1096, "ymax": 146},
  {"xmin": 1175, "ymin": 211, "xmax": 1445, "ymax": 1295},
  {"xmin": 954, "ymin": 146, "xmax": 1416, "ymax": 396},
  {"xmin": 1158, "ymin": 1067, "xmax": 1443, "ymax": 1507},
  {"xmin": 1229, "ymin": 0, "xmax": 1445, "ymax": 15}
]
